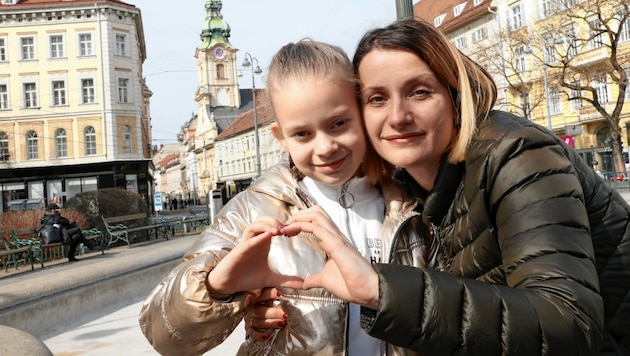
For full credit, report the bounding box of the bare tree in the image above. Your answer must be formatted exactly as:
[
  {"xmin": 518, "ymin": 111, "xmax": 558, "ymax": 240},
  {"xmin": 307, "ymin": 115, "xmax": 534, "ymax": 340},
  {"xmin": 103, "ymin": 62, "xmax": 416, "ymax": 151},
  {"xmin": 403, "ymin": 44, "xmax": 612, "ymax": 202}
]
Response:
[{"xmin": 541, "ymin": 0, "xmax": 629, "ymax": 175}]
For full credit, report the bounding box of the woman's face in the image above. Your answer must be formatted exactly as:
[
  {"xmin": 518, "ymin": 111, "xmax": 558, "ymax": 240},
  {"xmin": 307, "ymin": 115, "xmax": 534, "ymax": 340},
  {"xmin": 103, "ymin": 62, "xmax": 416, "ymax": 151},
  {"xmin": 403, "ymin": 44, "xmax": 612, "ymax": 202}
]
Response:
[
  {"xmin": 358, "ymin": 49, "xmax": 456, "ymax": 188},
  {"xmin": 271, "ymin": 76, "xmax": 367, "ymax": 186}
]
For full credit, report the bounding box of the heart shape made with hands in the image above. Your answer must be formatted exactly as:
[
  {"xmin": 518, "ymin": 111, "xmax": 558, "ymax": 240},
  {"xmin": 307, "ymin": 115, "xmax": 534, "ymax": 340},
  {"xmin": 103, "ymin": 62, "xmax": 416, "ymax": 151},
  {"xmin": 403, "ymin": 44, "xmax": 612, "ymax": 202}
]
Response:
[{"xmin": 267, "ymin": 233, "xmax": 327, "ymax": 279}]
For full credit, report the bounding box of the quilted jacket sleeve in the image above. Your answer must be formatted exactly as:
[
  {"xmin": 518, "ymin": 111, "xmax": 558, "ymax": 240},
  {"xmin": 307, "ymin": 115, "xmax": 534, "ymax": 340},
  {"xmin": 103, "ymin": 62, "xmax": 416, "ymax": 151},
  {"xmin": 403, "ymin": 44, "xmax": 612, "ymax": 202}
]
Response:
[
  {"xmin": 138, "ymin": 186, "xmax": 293, "ymax": 356},
  {"xmin": 364, "ymin": 114, "xmax": 605, "ymax": 355}
]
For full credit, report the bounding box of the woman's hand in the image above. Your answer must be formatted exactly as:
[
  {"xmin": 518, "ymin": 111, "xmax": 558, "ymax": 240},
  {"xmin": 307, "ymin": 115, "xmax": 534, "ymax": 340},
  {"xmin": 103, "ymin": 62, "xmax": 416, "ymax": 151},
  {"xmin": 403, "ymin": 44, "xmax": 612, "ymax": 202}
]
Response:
[
  {"xmin": 206, "ymin": 217, "xmax": 304, "ymax": 298},
  {"xmin": 245, "ymin": 287, "xmax": 287, "ymax": 341},
  {"xmin": 280, "ymin": 206, "xmax": 380, "ymax": 309}
]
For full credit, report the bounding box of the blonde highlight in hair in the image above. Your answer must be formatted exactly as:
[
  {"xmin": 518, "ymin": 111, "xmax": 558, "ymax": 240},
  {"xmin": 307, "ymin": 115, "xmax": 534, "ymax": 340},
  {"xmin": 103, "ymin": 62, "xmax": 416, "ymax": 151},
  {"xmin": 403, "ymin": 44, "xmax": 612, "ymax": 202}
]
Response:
[{"xmin": 265, "ymin": 39, "xmax": 390, "ymax": 185}]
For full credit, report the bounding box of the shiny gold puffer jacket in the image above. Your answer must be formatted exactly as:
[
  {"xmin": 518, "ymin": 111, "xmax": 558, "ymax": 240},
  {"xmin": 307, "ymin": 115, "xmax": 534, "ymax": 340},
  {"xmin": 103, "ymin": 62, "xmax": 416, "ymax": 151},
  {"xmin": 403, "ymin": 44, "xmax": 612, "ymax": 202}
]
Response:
[{"xmin": 139, "ymin": 161, "xmax": 430, "ymax": 356}]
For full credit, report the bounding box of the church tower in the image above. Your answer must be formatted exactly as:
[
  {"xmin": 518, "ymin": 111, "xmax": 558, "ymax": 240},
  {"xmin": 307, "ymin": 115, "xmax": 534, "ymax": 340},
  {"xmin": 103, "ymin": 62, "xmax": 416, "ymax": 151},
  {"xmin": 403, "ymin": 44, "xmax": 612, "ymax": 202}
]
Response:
[{"xmin": 194, "ymin": 0, "xmax": 240, "ymax": 110}]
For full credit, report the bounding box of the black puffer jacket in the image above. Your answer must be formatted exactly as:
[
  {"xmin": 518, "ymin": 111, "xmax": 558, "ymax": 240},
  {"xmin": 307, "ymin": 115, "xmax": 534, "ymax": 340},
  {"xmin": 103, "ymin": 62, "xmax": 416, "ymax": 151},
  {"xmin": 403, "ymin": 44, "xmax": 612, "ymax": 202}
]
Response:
[{"xmin": 364, "ymin": 111, "xmax": 630, "ymax": 355}]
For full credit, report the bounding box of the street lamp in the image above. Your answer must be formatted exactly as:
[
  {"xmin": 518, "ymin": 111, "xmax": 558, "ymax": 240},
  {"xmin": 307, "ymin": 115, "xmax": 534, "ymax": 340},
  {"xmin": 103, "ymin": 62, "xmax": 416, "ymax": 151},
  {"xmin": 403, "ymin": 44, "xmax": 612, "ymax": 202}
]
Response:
[{"xmin": 242, "ymin": 52, "xmax": 263, "ymax": 178}]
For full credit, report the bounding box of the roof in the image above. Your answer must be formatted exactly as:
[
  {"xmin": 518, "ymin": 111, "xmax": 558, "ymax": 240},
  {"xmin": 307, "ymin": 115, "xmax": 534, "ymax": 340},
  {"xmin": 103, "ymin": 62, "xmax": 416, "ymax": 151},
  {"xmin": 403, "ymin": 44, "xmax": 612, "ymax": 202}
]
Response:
[
  {"xmin": 216, "ymin": 90, "xmax": 275, "ymax": 141},
  {"xmin": 413, "ymin": 0, "xmax": 495, "ymax": 32},
  {"xmin": 0, "ymin": 0, "xmax": 136, "ymax": 10}
]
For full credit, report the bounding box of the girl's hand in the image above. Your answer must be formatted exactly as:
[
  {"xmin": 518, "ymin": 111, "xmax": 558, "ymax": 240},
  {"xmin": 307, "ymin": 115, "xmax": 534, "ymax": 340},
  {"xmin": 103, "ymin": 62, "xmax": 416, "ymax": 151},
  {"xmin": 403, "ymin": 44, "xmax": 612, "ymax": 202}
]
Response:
[
  {"xmin": 206, "ymin": 217, "xmax": 304, "ymax": 297},
  {"xmin": 280, "ymin": 206, "xmax": 380, "ymax": 309},
  {"xmin": 245, "ymin": 287, "xmax": 287, "ymax": 341}
]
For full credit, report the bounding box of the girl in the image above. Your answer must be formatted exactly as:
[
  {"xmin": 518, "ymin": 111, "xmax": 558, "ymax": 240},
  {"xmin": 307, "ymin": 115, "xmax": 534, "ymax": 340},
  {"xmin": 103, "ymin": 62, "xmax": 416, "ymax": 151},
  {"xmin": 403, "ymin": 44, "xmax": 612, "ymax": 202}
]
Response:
[{"xmin": 139, "ymin": 39, "xmax": 428, "ymax": 355}]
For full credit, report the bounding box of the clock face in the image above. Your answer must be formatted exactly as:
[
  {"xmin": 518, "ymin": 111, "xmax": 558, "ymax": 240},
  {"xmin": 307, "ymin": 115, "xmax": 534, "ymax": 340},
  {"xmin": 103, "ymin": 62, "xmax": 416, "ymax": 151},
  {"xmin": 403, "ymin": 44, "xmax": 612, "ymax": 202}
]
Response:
[{"xmin": 215, "ymin": 47, "xmax": 225, "ymax": 59}]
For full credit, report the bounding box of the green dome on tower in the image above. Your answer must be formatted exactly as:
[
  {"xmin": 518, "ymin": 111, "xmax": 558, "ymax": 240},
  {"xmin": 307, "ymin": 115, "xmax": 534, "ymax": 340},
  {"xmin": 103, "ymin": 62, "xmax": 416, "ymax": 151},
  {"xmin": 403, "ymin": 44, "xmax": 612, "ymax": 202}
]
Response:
[{"xmin": 199, "ymin": 0, "xmax": 233, "ymax": 49}]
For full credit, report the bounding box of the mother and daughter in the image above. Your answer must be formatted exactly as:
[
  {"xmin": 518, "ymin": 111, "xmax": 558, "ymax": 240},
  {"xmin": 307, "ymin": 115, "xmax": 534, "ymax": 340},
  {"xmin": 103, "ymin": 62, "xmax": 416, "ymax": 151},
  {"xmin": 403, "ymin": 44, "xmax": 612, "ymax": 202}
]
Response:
[{"xmin": 140, "ymin": 19, "xmax": 629, "ymax": 355}]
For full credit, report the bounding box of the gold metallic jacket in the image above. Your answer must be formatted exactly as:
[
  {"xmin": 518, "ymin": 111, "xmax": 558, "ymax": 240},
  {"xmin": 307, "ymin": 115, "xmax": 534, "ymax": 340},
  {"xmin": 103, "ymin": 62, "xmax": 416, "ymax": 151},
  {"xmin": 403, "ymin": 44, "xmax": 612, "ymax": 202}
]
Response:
[{"xmin": 139, "ymin": 161, "xmax": 430, "ymax": 356}]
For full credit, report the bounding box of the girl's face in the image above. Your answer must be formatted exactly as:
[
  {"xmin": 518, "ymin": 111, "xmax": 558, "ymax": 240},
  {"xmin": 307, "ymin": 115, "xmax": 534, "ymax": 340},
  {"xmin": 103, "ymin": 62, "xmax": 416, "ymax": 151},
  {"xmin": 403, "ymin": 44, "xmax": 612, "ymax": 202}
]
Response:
[
  {"xmin": 358, "ymin": 49, "xmax": 456, "ymax": 189},
  {"xmin": 271, "ymin": 76, "xmax": 366, "ymax": 186}
]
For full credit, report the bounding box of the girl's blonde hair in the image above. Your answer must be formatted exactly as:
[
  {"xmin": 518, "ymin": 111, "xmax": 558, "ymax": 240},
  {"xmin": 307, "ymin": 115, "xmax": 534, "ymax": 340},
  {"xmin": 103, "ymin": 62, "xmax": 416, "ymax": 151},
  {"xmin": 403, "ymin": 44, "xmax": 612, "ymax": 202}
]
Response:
[
  {"xmin": 265, "ymin": 39, "xmax": 390, "ymax": 185},
  {"xmin": 353, "ymin": 19, "xmax": 498, "ymax": 164}
]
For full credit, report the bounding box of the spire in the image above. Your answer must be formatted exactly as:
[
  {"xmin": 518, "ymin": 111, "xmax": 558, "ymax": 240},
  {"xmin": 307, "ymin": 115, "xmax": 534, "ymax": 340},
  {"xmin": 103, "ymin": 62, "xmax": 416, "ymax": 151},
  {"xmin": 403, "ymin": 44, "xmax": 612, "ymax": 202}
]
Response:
[{"xmin": 199, "ymin": 0, "xmax": 233, "ymax": 49}]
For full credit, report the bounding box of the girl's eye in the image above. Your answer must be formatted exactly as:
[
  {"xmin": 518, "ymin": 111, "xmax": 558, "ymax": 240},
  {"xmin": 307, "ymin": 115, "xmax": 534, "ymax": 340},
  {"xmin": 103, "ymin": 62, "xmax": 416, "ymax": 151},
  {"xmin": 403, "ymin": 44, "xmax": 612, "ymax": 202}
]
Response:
[
  {"xmin": 332, "ymin": 120, "xmax": 346, "ymax": 129},
  {"xmin": 292, "ymin": 131, "xmax": 309, "ymax": 139}
]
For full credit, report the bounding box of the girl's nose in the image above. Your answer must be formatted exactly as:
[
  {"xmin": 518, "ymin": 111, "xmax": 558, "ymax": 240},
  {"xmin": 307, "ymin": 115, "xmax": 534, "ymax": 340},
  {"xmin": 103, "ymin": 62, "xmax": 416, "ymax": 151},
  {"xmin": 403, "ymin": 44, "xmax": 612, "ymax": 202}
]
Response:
[{"xmin": 314, "ymin": 134, "xmax": 338, "ymax": 156}]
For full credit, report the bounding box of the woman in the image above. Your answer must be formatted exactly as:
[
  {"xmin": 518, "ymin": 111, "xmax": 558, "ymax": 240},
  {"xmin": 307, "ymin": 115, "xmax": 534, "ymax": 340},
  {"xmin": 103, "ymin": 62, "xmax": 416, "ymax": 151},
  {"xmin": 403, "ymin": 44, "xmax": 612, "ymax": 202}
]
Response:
[{"xmin": 260, "ymin": 19, "xmax": 630, "ymax": 355}]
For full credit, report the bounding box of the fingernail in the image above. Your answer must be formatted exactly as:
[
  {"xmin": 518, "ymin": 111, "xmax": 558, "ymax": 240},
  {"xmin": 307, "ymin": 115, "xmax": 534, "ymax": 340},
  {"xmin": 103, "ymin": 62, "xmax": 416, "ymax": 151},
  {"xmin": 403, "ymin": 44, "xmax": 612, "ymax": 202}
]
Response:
[
  {"xmin": 276, "ymin": 291, "xmax": 282, "ymax": 297},
  {"xmin": 277, "ymin": 320, "xmax": 286, "ymax": 327},
  {"xmin": 262, "ymin": 334, "xmax": 269, "ymax": 340},
  {"xmin": 282, "ymin": 313, "xmax": 288, "ymax": 319}
]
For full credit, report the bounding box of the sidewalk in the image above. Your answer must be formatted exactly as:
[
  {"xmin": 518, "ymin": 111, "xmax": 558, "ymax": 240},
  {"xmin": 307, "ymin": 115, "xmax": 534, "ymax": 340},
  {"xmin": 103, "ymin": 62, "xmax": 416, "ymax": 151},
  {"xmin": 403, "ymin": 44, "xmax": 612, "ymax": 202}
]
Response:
[{"xmin": 0, "ymin": 229, "xmax": 241, "ymax": 355}]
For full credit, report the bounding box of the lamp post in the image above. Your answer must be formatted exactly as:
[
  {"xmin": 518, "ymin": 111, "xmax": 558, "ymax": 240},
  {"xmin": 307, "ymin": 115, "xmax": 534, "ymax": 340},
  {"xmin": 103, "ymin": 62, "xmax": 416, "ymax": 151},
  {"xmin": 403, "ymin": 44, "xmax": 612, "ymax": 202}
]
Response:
[{"xmin": 242, "ymin": 52, "xmax": 263, "ymax": 178}]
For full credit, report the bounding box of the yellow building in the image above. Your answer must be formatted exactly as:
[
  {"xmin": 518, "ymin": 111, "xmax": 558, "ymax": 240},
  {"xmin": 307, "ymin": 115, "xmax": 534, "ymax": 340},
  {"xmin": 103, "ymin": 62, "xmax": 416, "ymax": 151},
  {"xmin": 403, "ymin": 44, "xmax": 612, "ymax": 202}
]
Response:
[
  {"xmin": 0, "ymin": 0, "xmax": 153, "ymax": 212},
  {"xmin": 415, "ymin": 0, "xmax": 630, "ymax": 178}
]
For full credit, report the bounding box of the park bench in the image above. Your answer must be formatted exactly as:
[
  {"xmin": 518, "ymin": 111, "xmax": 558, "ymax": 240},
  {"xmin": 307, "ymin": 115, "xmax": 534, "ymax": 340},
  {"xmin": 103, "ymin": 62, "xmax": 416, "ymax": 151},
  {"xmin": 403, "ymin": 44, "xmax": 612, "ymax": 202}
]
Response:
[
  {"xmin": 101, "ymin": 213, "xmax": 169, "ymax": 247},
  {"xmin": 1, "ymin": 237, "xmax": 34, "ymax": 272},
  {"xmin": 9, "ymin": 226, "xmax": 105, "ymax": 268}
]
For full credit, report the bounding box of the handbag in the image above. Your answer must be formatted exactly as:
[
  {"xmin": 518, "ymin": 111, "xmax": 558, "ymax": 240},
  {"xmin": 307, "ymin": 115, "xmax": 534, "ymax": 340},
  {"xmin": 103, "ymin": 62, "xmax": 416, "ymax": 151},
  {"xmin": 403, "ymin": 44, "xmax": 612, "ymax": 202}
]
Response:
[{"xmin": 38, "ymin": 226, "xmax": 63, "ymax": 244}]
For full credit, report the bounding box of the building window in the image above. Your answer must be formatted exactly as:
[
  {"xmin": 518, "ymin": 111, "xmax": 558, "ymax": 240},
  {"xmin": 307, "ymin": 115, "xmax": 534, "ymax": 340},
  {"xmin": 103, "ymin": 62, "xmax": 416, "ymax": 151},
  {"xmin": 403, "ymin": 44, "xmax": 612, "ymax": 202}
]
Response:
[
  {"xmin": 594, "ymin": 72, "xmax": 610, "ymax": 103},
  {"xmin": 455, "ymin": 37, "xmax": 467, "ymax": 49},
  {"xmin": 79, "ymin": 33, "xmax": 93, "ymax": 56},
  {"xmin": 549, "ymin": 86, "xmax": 561, "ymax": 115},
  {"xmin": 625, "ymin": 68, "xmax": 630, "ymax": 101},
  {"xmin": 589, "ymin": 19, "xmax": 605, "ymax": 50},
  {"xmin": 118, "ymin": 78, "xmax": 129, "ymax": 103},
  {"xmin": 618, "ymin": 9, "xmax": 630, "ymax": 43},
  {"xmin": 0, "ymin": 38, "xmax": 6, "ymax": 61},
  {"xmin": 508, "ymin": 3, "xmax": 524, "ymax": 31},
  {"xmin": 55, "ymin": 128, "xmax": 67, "ymax": 158},
  {"xmin": 519, "ymin": 92, "xmax": 531, "ymax": 119},
  {"xmin": 564, "ymin": 28, "xmax": 578, "ymax": 59},
  {"xmin": 0, "ymin": 84, "xmax": 7, "ymax": 109},
  {"xmin": 115, "ymin": 33, "xmax": 127, "ymax": 56},
  {"xmin": 26, "ymin": 130, "xmax": 38, "ymax": 160},
  {"xmin": 84, "ymin": 126, "xmax": 96, "ymax": 155},
  {"xmin": 434, "ymin": 14, "xmax": 446, "ymax": 27},
  {"xmin": 473, "ymin": 27, "xmax": 487, "ymax": 42},
  {"xmin": 542, "ymin": 35, "xmax": 558, "ymax": 64},
  {"xmin": 515, "ymin": 46, "xmax": 527, "ymax": 73},
  {"xmin": 454, "ymin": 3, "xmax": 466, "ymax": 16},
  {"xmin": 81, "ymin": 78, "xmax": 95, "ymax": 104},
  {"xmin": 570, "ymin": 80, "xmax": 584, "ymax": 111},
  {"xmin": 216, "ymin": 64, "xmax": 225, "ymax": 78},
  {"xmin": 540, "ymin": 0, "xmax": 556, "ymax": 18},
  {"xmin": 23, "ymin": 82, "xmax": 38, "ymax": 108},
  {"xmin": 122, "ymin": 125, "xmax": 132, "ymax": 153},
  {"xmin": 20, "ymin": 37, "xmax": 35, "ymax": 60},
  {"xmin": 49, "ymin": 34, "xmax": 65, "ymax": 58},
  {"xmin": 52, "ymin": 80, "xmax": 66, "ymax": 106},
  {"xmin": 0, "ymin": 132, "xmax": 8, "ymax": 161}
]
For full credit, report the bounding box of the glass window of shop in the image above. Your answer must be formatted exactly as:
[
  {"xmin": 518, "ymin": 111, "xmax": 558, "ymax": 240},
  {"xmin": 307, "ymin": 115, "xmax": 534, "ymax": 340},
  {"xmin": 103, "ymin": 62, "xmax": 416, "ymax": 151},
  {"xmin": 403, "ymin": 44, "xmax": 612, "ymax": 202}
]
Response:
[
  {"xmin": 1, "ymin": 182, "xmax": 26, "ymax": 213},
  {"xmin": 65, "ymin": 176, "xmax": 97, "ymax": 200}
]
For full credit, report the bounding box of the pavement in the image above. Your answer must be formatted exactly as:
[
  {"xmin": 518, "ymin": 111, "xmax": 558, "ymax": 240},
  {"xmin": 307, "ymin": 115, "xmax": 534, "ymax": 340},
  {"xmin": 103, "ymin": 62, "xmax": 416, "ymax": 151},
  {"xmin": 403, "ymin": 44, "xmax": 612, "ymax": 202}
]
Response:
[{"xmin": 0, "ymin": 228, "xmax": 245, "ymax": 355}]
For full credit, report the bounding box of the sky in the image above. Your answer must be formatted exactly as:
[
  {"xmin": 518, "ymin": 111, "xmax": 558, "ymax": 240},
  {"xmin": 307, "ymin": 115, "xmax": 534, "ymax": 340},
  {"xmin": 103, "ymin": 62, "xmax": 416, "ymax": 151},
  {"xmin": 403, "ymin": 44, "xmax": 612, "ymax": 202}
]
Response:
[{"xmin": 130, "ymin": 0, "xmax": 399, "ymax": 144}]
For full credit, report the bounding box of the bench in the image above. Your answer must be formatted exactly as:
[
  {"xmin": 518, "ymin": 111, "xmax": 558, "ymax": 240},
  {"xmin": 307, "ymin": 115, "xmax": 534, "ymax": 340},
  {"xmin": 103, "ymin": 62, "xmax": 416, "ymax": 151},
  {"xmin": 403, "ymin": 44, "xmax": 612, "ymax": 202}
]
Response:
[
  {"xmin": 10, "ymin": 226, "xmax": 105, "ymax": 268},
  {"xmin": 2, "ymin": 237, "xmax": 34, "ymax": 272},
  {"xmin": 182, "ymin": 213, "xmax": 209, "ymax": 233},
  {"xmin": 101, "ymin": 213, "xmax": 169, "ymax": 247}
]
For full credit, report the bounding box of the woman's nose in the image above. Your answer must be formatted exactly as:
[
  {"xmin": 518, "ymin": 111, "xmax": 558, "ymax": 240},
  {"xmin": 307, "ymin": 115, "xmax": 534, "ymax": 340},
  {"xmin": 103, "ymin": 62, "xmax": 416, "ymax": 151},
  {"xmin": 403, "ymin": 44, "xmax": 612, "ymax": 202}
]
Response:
[{"xmin": 388, "ymin": 97, "xmax": 413, "ymax": 127}]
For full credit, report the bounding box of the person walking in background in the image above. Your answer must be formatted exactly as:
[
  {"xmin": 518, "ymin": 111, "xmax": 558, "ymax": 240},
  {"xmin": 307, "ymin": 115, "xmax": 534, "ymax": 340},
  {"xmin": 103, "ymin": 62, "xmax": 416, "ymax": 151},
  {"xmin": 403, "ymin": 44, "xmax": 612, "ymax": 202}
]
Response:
[
  {"xmin": 40, "ymin": 204, "xmax": 95, "ymax": 262},
  {"xmin": 139, "ymin": 39, "xmax": 429, "ymax": 355},
  {"xmin": 249, "ymin": 19, "xmax": 630, "ymax": 355}
]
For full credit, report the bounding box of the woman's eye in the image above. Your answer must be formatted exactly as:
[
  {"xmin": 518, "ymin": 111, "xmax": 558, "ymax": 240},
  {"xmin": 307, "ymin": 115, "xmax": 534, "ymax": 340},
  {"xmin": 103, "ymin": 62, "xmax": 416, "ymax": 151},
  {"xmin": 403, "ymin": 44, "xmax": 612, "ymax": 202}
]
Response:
[
  {"xmin": 412, "ymin": 88, "xmax": 430, "ymax": 97},
  {"xmin": 366, "ymin": 95, "xmax": 384, "ymax": 105}
]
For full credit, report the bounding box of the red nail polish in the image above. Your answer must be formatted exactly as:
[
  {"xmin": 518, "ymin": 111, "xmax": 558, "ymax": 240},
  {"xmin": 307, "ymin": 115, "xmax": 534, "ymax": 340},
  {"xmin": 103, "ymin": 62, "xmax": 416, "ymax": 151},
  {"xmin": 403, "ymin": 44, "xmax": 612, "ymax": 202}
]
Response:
[
  {"xmin": 276, "ymin": 291, "xmax": 282, "ymax": 297},
  {"xmin": 277, "ymin": 320, "xmax": 286, "ymax": 327},
  {"xmin": 262, "ymin": 334, "xmax": 269, "ymax": 340},
  {"xmin": 282, "ymin": 313, "xmax": 288, "ymax": 319}
]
